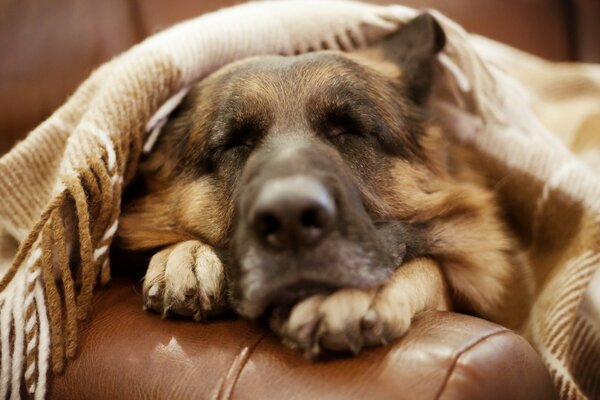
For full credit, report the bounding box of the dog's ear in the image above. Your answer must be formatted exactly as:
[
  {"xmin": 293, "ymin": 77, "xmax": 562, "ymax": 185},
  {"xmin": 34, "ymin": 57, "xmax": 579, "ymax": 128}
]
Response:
[{"xmin": 379, "ymin": 13, "xmax": 446, "ymax": 105}]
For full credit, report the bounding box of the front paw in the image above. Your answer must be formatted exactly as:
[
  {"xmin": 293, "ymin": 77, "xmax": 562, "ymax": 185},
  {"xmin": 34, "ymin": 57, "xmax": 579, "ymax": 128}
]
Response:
[
  {"xmin": 270, "ymin": 287, "xmax": 413, "ymax": 359},
  {"xmin": 142, "ymin": 240, "xmax": 226, "ymax": 321}
]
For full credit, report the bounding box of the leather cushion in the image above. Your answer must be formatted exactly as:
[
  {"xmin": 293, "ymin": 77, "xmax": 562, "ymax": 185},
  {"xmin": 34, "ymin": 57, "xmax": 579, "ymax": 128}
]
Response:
[{"xmin": 49, "ymin": 278, "xmax": 556, "ymax": 399}]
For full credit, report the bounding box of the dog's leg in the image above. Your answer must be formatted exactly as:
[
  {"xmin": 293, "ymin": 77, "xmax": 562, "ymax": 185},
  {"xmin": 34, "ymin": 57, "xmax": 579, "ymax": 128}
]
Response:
[
  {"xmin": 272, "ymin": 258, "xmax": 449, "ymax": 357},
  {"xmin": 143, "ymin": 240, "xmax": 226, "ymax": 321}
]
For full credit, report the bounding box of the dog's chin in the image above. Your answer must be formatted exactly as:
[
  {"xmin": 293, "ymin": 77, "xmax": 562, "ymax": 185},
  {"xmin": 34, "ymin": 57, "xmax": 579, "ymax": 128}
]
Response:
[{"xmin": 228, "ymin": 236, "xmax": 404, "ymax": 319}]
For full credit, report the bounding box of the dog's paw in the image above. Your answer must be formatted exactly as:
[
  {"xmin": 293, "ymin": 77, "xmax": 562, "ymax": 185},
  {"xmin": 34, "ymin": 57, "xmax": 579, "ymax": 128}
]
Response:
[
  {"xmin": 142, "ymin": 240, "xmax": 226, "ymax": 321},
  {"xmin": 271, "ymin": 287, "xmax": 414, "ymax": 359}
]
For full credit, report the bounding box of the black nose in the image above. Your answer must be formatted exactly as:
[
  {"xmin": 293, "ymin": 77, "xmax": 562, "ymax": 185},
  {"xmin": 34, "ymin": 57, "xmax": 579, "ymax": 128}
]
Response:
[{"xmin": 251, "ymin": 175, "xmax": 336, "ymax": 250}]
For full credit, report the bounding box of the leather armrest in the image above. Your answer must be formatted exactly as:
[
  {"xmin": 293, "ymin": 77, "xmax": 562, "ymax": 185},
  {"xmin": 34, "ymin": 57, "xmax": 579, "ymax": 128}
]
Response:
[{"xmin": 49, "ymin": 278, "xmax": 556, "ymax": 399}]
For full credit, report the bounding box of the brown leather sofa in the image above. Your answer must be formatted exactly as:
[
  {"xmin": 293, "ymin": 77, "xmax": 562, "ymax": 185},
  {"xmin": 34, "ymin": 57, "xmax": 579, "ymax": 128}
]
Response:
[{"xmin": 3, "ymin": 0, "xmax": 598, "ymax": 398}]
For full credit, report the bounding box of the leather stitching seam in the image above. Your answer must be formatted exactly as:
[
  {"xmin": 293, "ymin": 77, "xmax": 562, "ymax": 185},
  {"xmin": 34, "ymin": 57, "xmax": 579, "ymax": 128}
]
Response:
[
  {"xmin": 214, "ymin": 330, "xmax": 269, "ymax": 400},
  {"xmin": 435, "ymin": 327, "xmax": 511, "ymax": 400}
]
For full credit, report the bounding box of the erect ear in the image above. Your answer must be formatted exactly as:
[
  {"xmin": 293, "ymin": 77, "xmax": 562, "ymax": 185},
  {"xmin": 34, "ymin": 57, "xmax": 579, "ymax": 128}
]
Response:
[{"xmin": 379, "ymin": 12, "xmax": 446, "ymax": 105}]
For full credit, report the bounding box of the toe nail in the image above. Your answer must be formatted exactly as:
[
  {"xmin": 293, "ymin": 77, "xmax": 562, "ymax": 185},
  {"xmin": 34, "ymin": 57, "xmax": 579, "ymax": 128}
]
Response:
[
  {"xmin": 345, "ymin": 328, "xmax": 363, "ymax": 355},
  {"xmin": 297, "ymin": 322, "xmax": 315, "ymax": 343},
  {"xmin": 282, "ymin": 338, "xmax": 299, "ymax": 351},
  {"xmin": 348, "ymin": 338, "xmax": 362, "ymax": 355},
  {"xmin": 308, "ymin": 342, "xmax": 321, "ymax": 360},
  {"xmin": 193, "ymin": 310, "xmax": 205, "ymax": 322},
  {"xmin": 148, "ymin": 285, "xmax": 159, "ymax": 298},
  {"xmin": 362, "ymin": 309, "xmax": 378, "ymax": 328}
]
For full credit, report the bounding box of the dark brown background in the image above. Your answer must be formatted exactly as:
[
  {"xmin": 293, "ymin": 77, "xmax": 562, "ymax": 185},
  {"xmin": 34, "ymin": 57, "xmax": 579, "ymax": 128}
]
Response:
[{"xmin": 1, "ymin": 0, "xmax": 599, "ymax": 155}]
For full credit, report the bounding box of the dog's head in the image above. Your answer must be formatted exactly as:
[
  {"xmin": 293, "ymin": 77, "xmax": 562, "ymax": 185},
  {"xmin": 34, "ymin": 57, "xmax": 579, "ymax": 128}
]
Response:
[{"xmin": 119, "ymin": 14, "xmax": 447, "ymax": 318}]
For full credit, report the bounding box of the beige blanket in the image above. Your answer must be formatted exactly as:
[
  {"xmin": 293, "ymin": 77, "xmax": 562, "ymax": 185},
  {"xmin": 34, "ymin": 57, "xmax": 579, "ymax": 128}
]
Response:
[
  {"xmin": 472, "ymin": 37, "xmax": 600, "ymax": 399},
  {"xmin": 0, "ymin": 1, "xmax": 598, "ymax": 398}
]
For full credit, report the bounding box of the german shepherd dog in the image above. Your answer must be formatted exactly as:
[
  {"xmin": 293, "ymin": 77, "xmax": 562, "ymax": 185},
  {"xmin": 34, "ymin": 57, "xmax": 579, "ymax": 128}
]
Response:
[{"xmin": 118, "ymin": 14, "xmax": 533, "ymax": 357}]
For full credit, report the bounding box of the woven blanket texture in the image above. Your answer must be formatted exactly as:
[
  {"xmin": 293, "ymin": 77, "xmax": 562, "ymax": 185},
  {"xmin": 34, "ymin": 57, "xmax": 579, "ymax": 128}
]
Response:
[{"xmin": 0, "ymin": 1, "xmax": 599, "ymax": 398}]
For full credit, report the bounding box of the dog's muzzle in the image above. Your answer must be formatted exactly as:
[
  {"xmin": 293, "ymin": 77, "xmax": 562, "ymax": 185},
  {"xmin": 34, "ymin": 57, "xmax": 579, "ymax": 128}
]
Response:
[{"xmin": 227, "ymin": 141, "xmax": 407, "ymax": 318}]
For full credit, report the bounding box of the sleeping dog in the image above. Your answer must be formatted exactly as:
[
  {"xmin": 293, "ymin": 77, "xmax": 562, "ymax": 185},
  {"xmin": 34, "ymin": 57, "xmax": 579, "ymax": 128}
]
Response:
[{"xmin": 118, "ymin": 13, "xmax": 534, "ymax": 358}]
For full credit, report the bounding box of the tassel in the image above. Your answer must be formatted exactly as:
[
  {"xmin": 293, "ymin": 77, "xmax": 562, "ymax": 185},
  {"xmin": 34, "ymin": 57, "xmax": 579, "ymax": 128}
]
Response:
[
  {"xmin": 64, "ymin": 175, "xmax": 95, "ymax": 321},
  {"xmin": 40, "ymin": 220, "xmax": 65, "ymax": 373},
  {"xmin": 51, "ymin": 211, "xmax": 78, "ymax": 359}
]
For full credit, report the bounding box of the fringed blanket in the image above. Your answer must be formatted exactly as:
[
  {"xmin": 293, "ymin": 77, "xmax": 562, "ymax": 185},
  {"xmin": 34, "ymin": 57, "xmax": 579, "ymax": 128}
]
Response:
[{"xmin": 0, "ymin": 1, "xmax": 598, "ymax": 398}]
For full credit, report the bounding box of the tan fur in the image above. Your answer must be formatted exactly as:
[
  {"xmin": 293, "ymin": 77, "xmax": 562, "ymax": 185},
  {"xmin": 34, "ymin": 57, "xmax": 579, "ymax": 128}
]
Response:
[
  {"xmin": 373, "ymin": 142, "xmax": 533, "ymax": 329},
  {"xmin": 120, "ymin": 178, "xmax": 232, "ymax": 250}
]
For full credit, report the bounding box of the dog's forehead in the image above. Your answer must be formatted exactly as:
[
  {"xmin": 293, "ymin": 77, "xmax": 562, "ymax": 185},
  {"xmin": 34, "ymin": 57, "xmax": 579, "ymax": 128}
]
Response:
[
  {"xmin": 216, "ymin": 52, "xmax": 371, "ymax": 95},
  {"xmin": 232, "ymin": 52, "xmax": 360, "ymax": 75},
  {"xmin": 197, "ymin": 51, "xmax": 400, "ymax": 132}
]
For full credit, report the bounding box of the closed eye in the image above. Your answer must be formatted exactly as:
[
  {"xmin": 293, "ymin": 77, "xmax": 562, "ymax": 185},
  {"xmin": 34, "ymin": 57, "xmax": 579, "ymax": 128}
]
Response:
[
  {"xmin": 223, "ymin": 120, "xmax": 263, "ymax": 151},
  {"xmin": 323, "ymin": 110, "xmax": 365, "ymax": 140},
  {"xmin": 327, "ymin": 124, "xmax": 363, "ymax": 139},
  {"xmin": 223, "ymin": 135, "xmax": 253, "ymax": 150},
  {"xmin": 204, "ymin": 119, "xmax": 262, "ymax": 171}
]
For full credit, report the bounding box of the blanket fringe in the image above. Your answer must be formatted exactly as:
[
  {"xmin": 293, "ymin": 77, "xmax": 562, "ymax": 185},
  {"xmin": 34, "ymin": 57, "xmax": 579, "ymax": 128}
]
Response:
[
  {"xmin": 23, "ymin": 263, "xmax": 40, "ymax": 396},
  {"xmin": 0, "ymin": 155, "xmax": 122, "ymax": 395}
]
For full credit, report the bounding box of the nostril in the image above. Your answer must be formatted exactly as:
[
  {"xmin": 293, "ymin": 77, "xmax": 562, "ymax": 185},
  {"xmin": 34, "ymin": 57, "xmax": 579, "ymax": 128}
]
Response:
[
  {"xmin": 300, "ymin": 208, "xmax": 322, "ymax": 229},
  {"xmin": 254, "ymin": 211, "xmax": 281, "ymax": 243},
  {"xmin": 261, "ymin": 213, "xmax": 280, "ymax": 235},
  {"xmin": 253, "ymin": 211, "xmax": 284, "ymax": 248}
]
